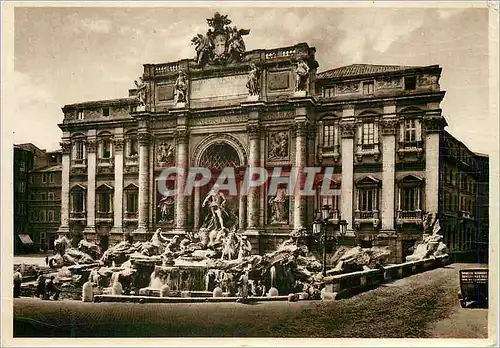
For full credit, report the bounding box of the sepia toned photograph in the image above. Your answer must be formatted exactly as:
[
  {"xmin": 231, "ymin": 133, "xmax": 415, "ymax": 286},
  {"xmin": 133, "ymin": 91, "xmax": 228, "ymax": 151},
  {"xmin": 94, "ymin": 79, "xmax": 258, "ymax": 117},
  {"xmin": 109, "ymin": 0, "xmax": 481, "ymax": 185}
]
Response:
[{"xmin": 1, "ymin": 2, "xmax": 498, "ymax": 346}]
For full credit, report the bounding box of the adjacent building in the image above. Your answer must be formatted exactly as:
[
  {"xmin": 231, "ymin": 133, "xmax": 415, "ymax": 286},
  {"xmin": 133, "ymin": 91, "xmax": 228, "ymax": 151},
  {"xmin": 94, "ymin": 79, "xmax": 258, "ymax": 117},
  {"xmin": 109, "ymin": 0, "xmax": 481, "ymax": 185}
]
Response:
[
  {"xmin": 54, "ymin": 14, "xmax": 489, "ymax": 263},
  {"xmin": 13, "ymin": 144, "xmax": 62, "ymax": 253},
  {"xmin": 440, "ymin": 133, "xmax": 490, "ymax": 262},
  {"xmin": 27, "ymin": 150, "xmax": 63, "ymax": 251}
]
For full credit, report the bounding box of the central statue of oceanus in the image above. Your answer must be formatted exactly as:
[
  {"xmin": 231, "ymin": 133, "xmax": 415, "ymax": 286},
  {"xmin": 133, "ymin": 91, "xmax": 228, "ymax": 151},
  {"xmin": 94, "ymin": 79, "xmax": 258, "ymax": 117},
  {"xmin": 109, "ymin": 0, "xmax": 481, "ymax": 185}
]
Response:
[{"xmin": 191, "ymin": 12, "xmax": 250, "ymax": 68}]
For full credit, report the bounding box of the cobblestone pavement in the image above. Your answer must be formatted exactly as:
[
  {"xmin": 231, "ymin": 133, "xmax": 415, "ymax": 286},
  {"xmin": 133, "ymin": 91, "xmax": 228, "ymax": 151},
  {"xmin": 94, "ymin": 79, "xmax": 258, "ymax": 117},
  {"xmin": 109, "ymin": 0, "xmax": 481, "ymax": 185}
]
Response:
[{"xmin": 12, "ymin": 263, "xmax": 490, "ymax": 338}]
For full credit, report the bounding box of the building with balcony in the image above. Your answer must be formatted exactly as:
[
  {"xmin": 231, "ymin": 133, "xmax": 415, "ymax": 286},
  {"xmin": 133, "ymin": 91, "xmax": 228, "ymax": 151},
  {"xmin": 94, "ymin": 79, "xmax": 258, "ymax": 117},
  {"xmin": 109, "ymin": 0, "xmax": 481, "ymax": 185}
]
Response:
[
  {"xmin": 27, "ymin": 150, "xmax": 62, "ymax": 251},
  {"xmin": 54, "ymin": 14, "xmax": 489, "ymax": 263}
]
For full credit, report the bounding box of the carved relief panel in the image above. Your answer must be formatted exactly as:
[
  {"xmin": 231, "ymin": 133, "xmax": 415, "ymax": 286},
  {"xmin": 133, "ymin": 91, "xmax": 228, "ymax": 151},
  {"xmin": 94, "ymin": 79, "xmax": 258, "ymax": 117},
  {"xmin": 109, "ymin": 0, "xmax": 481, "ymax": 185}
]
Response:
[
  {"xmin": 156, "ymin": 139, "xmax": 175, "ymax": 166},
  {"xmin": 267, "ymin": 130, "xmax": 290, "ymax": 161}
]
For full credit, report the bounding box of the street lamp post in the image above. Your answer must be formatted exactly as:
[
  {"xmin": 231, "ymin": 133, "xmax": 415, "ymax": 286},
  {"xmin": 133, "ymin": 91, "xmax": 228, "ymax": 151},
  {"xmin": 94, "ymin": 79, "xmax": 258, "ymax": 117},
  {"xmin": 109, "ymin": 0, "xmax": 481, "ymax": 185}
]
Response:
[{"xmin": 313, "ymin": 208, "xmax": 349, "ymax": 277}]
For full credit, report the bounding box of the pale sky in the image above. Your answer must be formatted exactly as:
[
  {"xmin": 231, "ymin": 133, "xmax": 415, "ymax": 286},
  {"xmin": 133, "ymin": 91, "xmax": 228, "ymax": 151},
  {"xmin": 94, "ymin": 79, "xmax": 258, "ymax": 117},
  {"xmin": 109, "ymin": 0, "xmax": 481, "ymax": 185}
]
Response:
[{"xmin": 10, "ymin": 5, "xmax": 493, "ymax": 154}]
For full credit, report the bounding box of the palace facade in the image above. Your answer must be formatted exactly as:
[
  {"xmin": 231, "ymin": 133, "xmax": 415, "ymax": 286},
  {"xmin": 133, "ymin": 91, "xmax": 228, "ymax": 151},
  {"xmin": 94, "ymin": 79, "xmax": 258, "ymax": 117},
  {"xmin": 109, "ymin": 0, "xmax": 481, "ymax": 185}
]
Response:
[{"xmin": 55, "ymin": 14, "xmax": 488, "ymax": 262}]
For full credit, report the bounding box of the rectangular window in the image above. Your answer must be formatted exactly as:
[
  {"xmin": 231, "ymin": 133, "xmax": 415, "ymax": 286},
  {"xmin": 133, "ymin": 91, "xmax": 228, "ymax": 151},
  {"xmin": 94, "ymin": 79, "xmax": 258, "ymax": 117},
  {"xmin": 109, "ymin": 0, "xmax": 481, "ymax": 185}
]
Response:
[
  {"xmin": 404, "ymin": 76, "xmax": 417, "ymax": 90},
  {"xmin": 29, "ymin": 175, "xmax": 34, "ymax": 184},
  {"xmin": 362, "ymin": 81, "xmax": 374, "ymax": 95},
  {"xmin": 20, "ymin": 161, "xmax": 25, "ymax": 172},
  {"xmin": 75, "ymin": 141, "xmax": 85, "ymax": 160},
  {"xmin": 39, "ymin": 211, "xmax": 46, "ymax": 222},
  {"xmin": 30, "ymin": 192, "xmax": 36, "ymax": 201},
  {"xmin": 126, "ymin": 191, "xmax": 138, "ymax": 213},
  {"xmin": 30, "ymin": 210, "xmax": 36, "ymax": 222},
  {"xmin": 72, "ymin": 190, "xmax": 85, "ymax": 212},
  {"xmin": 102, "ymin": 107, "xmax": 110, "ymax": 117},
  {"xmin": 47, "ymin": 210, "xmax": 54, "ymax": 222},
  {"xmin": 102, "ymin": 139, "xmax": 111, "ymax": 158},
  {"xmin": 49, "ymin": 173, "xmax": 55, "ymax": 183},
  {"xmin": 48, "ymin": 192, "xmax": 55, "ymax": 201},
  {"xmin": 323, "ymin": 125, "xmax": 335, "ymax": 148},
  {"xmin": 358, "ymin": 188, "xmax": 378, "ymax": 211},
  {"xmin": 98, "ymin": 192, "xmax": 111, "ymax": 213},
  {"xmin": 129, "ymin": 138, "xmax": 138, "ymax": 157},
  {"xmin": 42, "ymin": 174, "xmax": 47, "ymax": 183},
  {"xmin": 362, "ymin": 123, "xmax": 375, "ymax": 145},
  {"xmin": 402, "ymin": 187, "xmax": 419, "ymax": 211},
  {"xmin": 322, "ymin": 86, "xmax": 335, "ymax": 97},
  {"xmin": 77, "ymin": 110, "xmax": 84, "ymax": 120},
  {"xmin": 41, "ymin": 192, "xmax": 46, "ymax": 201},
  {"xmin": 318, "ymin": 194, "xmax": 339, "ymax": 213},
  {"xmin": 19, "ymin": 181, "xmax": 25, "ymax": 193},
  {"xmin": 404, "ymin": 119, "xmax": 417, "ymax": 142}
]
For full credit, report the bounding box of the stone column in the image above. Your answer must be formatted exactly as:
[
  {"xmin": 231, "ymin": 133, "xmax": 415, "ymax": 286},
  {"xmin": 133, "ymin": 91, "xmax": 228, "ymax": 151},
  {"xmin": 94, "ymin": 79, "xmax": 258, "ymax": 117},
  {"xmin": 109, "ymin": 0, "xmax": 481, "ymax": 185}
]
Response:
[
  {"xmin": 423, "ymin": 112, "xmax": 446, "ymax": 214},
  {"xmin": 136, "ymin": 132, "xmax": 151, "ymax": 234},
  {"xmin": 111, "ymin": 131, "xmax": 124, "ymax": 235},
  {"xmin": 293, "ymin": 121, "xmax": 309, "ymax": 231},
  {"xmin": 57, "ymin": 136, "xmax": 71, "ymax": 235},
  {"xmin": 340, "ymin": 109, "xmax": 355, "ymax": 235},
  {"xmin": 84, "ymin": 131, "xmax": 97, "ymax": 236},
  {"xmin": 246, "ymin": 124, "xmax": 261, "ymax": 230},
  {"xmin": 193, "ymin": 186, "xmax": 200, "ymax": 230},
  {"xmin": 380, "ymin": 105, "xmax": 398, "ymax": 232},
  {"xmin": 238, "ymin": 179, "xmax": 247, "ymax": 230},
  {"xmin": 175, "ymin": 128, "xmax": 189, "ymax": 233}
]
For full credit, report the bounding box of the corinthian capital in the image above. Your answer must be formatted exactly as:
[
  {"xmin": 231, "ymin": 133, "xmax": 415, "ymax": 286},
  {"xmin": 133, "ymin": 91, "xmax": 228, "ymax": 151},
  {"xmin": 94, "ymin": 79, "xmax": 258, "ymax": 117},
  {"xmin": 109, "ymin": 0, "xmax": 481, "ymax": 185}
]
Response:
[
  {"xmin": 247, "ymin": 124, "xmax": 261, "ymax": 136},
  {"xmin": 380, "ymin": 118, "xmax": 398, "ymax": 136},
  {"xmin": 174, "ymin": 128, "xmax": 189, "ymax": 143},
  {"xmin": 85, "ymin": 138, "xmax": 97, "ymax": 152},
  {"xmin": 340, "ymin": 121, "xmax": 355, "ymax": 138},
  {"xmin": 138, "ymin": 133, "xmax": 152, "ymax": 145},
  {"xmin": 113, "ymin": 138, "xmax": 125, "ymax": 152},
  {"xmin": 422, "ymin": 115, "xmax": 447, "ymax": 133},
  {"xmin": 60, "ymin": 141, "xmax": 71, "ymax": 154}
]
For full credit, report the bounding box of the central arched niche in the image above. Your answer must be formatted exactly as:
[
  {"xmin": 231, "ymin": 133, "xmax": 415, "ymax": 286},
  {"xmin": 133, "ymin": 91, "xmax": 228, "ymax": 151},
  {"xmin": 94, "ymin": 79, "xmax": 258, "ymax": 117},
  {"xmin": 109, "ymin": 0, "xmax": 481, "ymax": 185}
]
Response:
[
  {"xmin": 196, "ymin": 142, "xmax": 242, "ymax": 231},
  {"xmin": 198, "ymin": 143, "xmax": 241, "ymax": 171}
]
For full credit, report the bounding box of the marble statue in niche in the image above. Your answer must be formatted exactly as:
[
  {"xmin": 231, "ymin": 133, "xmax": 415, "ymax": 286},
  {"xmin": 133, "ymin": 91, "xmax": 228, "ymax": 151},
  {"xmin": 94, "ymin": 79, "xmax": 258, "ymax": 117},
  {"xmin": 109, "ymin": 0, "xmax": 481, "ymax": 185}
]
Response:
[
  {"xmin": 295, "ymin": 58, "xmax": 310, "ymax": 92},
  {"xmin": 246, "ymin": 63, "xmax": 260, "ymax": 96},
  {"xmin": 157, "ymin": 195, "xmax": 175, "ymax": 224},
  {"xmin": 174, "ymin": 70, "xmax": 188, "ymax": 104},
  {"xmin": 268, "ymin": 186, "xmax": 289, "ymax": 224},
  {"xmin": 268, "ymin": 131, "xmax": 289, "ymax": 160},
  {"xmin": 134, "ymin": 77, "xmax": 149, "ymax": 106}
]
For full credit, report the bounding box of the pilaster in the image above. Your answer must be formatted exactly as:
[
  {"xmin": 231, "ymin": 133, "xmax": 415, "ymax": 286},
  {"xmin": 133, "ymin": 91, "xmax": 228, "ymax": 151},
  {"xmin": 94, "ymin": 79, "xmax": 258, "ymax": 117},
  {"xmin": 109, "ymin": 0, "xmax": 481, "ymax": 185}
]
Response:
[
  {"xmin": 57, "ymin": 137, "xmax": 71, "ymax": 235},
  {"xmin": 174, "ymin": 126, "xmax": 189, "ymax": 233},
  {"xmin": 84, "ymin": 131, "xmax": 97, "ymax": 237},
  {"xmin": 380, "ymin": 103, "xmax": 398, "ymax": 232},
  {"xmin": 246, "ymin": 123, "xmax": 261, "ymax": 230},
  {"xmin": 136, "ymin": 130, "xmax": 151, "ymax": 234},
  {"xmin": 111, "ymin": 132, "xmax": 125, "ymax": 234},
  {"xmin": 423, "ymin": 112, "xmax": 447, "ymax": 215},
  {"xmin": 340, "ymin": 106, "xmax": 355, "ymax": 235}
]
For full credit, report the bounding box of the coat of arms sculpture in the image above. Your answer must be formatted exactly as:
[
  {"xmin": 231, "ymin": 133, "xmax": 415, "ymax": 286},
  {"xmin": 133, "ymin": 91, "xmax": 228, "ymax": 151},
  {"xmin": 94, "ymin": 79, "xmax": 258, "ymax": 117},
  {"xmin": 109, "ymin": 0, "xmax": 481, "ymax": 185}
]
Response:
[{"xmin": 191, "ymin": 12, "xmax": 250, "ymax": 67}]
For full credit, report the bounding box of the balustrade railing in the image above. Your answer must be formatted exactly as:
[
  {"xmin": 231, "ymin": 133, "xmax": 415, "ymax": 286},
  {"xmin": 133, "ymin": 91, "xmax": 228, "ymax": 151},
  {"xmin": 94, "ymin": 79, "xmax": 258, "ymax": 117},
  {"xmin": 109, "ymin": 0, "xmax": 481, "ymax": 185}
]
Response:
[
  {"xmin": 265, "ymin": 47, "xmax": 296, "ymax": 60},
  {"xmin": 154, "ymin": 63, "xmax": 180, "ymax": 74}
]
